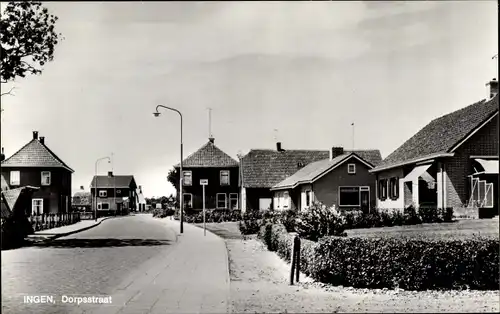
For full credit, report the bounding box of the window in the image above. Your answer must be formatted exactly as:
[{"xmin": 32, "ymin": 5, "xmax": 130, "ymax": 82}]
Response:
[
  {"xmin": 32, "ymin": 199, "xmax": 43, "ymax": 215},
  {"xmin": 339, "ymin": 187, "xmax": 361, "ymax": 207},
  {"xmin": 183, "ymin": 193, "xmax": 193, "ymax": 209},
  {"xmin": 378, "ymin": 179, "xmax": 388, "ymax": 201},
  {"xmin": 347, "ymin": 164, "xmax": 356, "ymax": 174},
  {"xmin": 220, "ymin": 170, "xmax": 230, "ymax": 186},
  {"xmin": 98, "ymin": 203, "xmax": 109, "ymax": 210},
  {"xmin": 99, "ymin": 190, "xmax": 107, "ymax": 197},
  {"xmin": 283, "ymin": 191, "xmax": 290, "ymax": 209},
  {"xmin": 10, "ymin": 171, "xmax": 20, "ymax": 186},
  {"xmin": 305, "ymin": 191, "xmax": 311, "ymax": 207},
  {"xmin": 229, "ymin": 193, "xmax": 239, "ymax": 209},
  {"xmin": 389, "ymin": 177, "xmax": 399, "ymax": 199},
  {"xmin": 217, "ymin": 193, "xmax": 227, "ymax": 209},
  {"xmin": 41, "ymin": 171, "xmax": 51, "ymax": 186},
  {"xmin": 183, "ymin": 171, "xmax": 192, "ymax": 186},
  {"xmin": 116, "ymin": 190, "xmax": 121, "ymax": 195}
]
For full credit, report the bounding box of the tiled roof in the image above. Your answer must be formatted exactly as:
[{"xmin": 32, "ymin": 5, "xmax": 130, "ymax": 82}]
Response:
[
  {"xmin": 174, "ymin": 140, "xmax": 238, "ymax": 168},
  {"xmin": 241, "ymin": 149, "xmax": 382, "ymax": 188},
  {"xmin": 90, "ymin": 175, "xmax": 136, "ymax": 188},
  {"xmin": 1, "ymin": 139, "xmax": 74, "ymax": 172},
  {"xmin": 72, "ymin": 191, "xmax": 91, "ymax": 206},
  {"xmin": 373, "ymin": 95, "xmax": 499, "ymax": 172},
  {"xmin": 1, "ymin": 186, "xmax": 39, "ymax": 218},
  {"xmin": 272, "ymin": 153, "xmax": 375, "ymax": 190}
]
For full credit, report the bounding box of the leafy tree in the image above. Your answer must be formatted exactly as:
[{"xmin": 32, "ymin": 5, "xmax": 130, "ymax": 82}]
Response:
[
  {"xmin": 167, "ymin": 168, "xmax": 179, "ymax": 190},
  {"xmin": 1, "ymin": 1, "xmax": 62, "ymax": 89}
]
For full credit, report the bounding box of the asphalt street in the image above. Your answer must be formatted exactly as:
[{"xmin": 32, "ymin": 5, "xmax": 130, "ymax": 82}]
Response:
[{"xmin": 1, "ymin": 214, "xmax": 177, "ymax": 314}]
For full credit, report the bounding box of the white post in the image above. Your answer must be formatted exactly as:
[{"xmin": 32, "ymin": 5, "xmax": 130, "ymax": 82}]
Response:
[{"xmin": 203, "ymin": 184, "xmax": 206, "ymax": 236}]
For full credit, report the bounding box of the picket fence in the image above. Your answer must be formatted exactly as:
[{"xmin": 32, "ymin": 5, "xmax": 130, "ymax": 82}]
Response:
[{"xmin": 28, "ymin": 213, "xmax": 81, "ymax": 232}]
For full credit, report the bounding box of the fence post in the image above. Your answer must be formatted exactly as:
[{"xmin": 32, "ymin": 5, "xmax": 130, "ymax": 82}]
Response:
[
  {"xmin": 295, "ymin": 236, "xmax": 301, "ymax": 283},
  {"xmin": 290, "ymin": 236, "xmax": 297, "ymax": 285}
]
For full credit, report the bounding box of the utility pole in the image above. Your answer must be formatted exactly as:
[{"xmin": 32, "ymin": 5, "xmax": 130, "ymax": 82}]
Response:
[{"xmin": 208, "ymin": 107, "xmax": 213, "ymax": 138}]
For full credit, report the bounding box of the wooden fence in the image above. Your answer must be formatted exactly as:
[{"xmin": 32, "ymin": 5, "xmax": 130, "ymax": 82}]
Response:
[{"xmin": 28, "ymin": 212, "xmax": 81, "ymax": 232}]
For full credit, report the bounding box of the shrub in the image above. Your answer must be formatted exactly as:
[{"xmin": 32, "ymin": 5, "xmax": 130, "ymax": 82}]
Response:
[
  {"xmin": 295, "ymin": 203, "xmax": 346, "ymax": 241},
  {"xmin": 403, "ymin": 205, "xmax": 421, "ymax": 225},
  {"xmin": 259, "ymin": 223, "xmax": 499, "ymax": 291}
]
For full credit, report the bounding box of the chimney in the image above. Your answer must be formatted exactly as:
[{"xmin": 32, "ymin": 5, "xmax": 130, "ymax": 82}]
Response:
[
  {"xmin": 276, "ymin": 142, "xmax": 285, "ymax": 152},
  {"xmin": 33, "ymin": 131, "xmax": 38, "ymax": 139},
  {"xmin": 80, "ymin": 186, "xmax": 84, "ymax": 190},
  {"xmin": 39, "ymin": 136, "xmax": 45, "ymax": 145},
  {"xmin": 330, "ymin": 147, "xmax": 344, "ymax": 160},
  {"xmin": 108, "ymin": 171, "xmax": 113, "ymax": 177},
  {"xmin": 486, "ymin": 78, "xmax": 498, "ymax": 99},
  {"xmin": 0, "ymin": 147, "xmax": 4, "ymax": 162},
  {"xmin": 139, "ymin": 185, "xmax": 142, "ymax": 193},
  {"xmin": 209, "ymin": 137, "xmax": 215, "ymax": 144}
]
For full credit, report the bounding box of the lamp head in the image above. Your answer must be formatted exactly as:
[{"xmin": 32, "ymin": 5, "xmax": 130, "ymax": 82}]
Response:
[{"xmin": 153, "ymin": 112, "xmax": 161, "ymax": 117}]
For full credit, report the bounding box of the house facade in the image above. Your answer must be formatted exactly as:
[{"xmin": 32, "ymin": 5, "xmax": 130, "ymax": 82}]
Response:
[
  {"xmin": 271, "ymin": 149, "xmax": 380, "ymax": 212},
  {"xmin": 72, "ymin": 186, "xmax": 92, "ymax": 211},
  {"xmin": 173, "ymin": 137, "xmax": 239, "ymax": 210},
  {"xmin": 90, "ymin": 172, "xmax": 137, "ymax": 215},
  {"xmin": 370, "ymin": 79, "xmax": 499, "ymax": 218},
  {"xmin": 1, "ymin": 131, "xmax": 74, "ymax": 215},
  {"xmin": 239, "ymin": 142, "xmax": 381, "ymax": 212}
]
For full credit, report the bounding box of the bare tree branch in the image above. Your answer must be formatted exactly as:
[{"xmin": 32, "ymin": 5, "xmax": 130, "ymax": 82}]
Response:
[{"xmin": 1, "ymin": 86, "xmax": 16, "ymax": 97}]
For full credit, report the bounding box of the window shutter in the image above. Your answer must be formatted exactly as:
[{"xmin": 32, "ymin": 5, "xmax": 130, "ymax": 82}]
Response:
[{"xmin": 395, "ymin": 177, "xmax": 399, "ymax": 198}]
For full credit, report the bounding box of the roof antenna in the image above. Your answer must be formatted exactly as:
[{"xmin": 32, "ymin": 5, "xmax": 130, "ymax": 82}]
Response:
[
  {"xmin": 273, "ymin": 129, "xmax": 279, "ymax": 142},
  {"xmin": 208, "ymin": 108, "xmax": 214, "ymax": 143}
]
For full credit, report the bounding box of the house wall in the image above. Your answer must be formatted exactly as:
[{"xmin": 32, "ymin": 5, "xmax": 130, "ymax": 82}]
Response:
[
  {"xmin": 375, "ymin": 167, "xmax": 405, "ymax": 209},
  {"xmin": 1, "ymin": 167, "xmax": 72, "ymax": 213},
  {"xmin": 272, "ymin": 189, "xmax": 296, "ymax": 211},
  {"xmin": 313, "ymin": 159, "xmax": 376, "ymax": 209},
  {"xmin": 177, "ymin": 167, "xmax": 239, "ymax": 209},
  {"xmin": 91, "ymin": 187, "xmax": 136, "ymax": 211},
  {"xmin": 299, "ymin": 184, "xmax": 314, "ymax": 211},
  {"xmin": 445, "ymin": 114, "xmax": 499, "ymax": 208},
  {"xmin": 245, "ymin": 187, "xmax": 273, "ymax": 211}
]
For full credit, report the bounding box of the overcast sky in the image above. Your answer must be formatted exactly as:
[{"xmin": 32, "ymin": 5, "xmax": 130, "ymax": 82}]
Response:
[{"xmin": 0, "ymin": 1, "xmax": 497, "ymax": 197}]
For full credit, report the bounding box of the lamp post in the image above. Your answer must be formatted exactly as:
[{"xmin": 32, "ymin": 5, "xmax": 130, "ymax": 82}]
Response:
[
  {"xmin": 95, "ymin": 156, "xmax": 111, "ymax": 222},
  {"xmin": 153, "ymin": 105, "xmax": 184, "ymax": 234}
]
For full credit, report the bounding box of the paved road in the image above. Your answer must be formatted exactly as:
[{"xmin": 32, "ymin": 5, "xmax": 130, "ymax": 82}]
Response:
[{"xmin": 1, "ymin": 215, "xmax": 177, "ymax": 314}]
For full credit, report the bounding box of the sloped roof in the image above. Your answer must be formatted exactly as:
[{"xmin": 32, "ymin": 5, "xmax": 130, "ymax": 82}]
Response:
[
  {"xmin": 1, "ymin": 138, "xmax": 74, "ymax": 172},
  {"xmin": 90, "ymin": 175, "xmax": 136, "ymax": 188},
  {"xmin": 372, "ymin": 95, "xmax": 499, "ymax": 172},
  {"xmin": 1, "ymin": 186, "xmax": 39, "ymax": 218},
  {"xmin": 174, "ymin": 139, "xmax": 238, "ymax": 168},
  {"xmin": 72, "ymin": 191, "xmax": 91, "ymax": 206},
  {"xmin": 1, "ymin": 174, "xmax": 8, "ymax": 191},
  {"xmin": 241, "ymin": 149, "xmax": 382, "ymax": 188},
  {"xmin": 272, "ymin": 153, "xmax": 375, "ymax": 190}
]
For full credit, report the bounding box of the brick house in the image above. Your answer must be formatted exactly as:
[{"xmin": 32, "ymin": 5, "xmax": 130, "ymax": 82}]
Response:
[
  {"xmin": 239, "ymin": 142, "xmax": 381, "ymax": 212},
  {"xmin": 271, "ymin": 148, "xmax": 381, "ymax": 212},
  {"xmin": 90, "ymin": 172, "xmax": 137, "ymax": 215},
  {"xmin": 1, "ymin": 131, "xmax": 74, "ymax": 215},
  {"xmin": 370, "ymin": 79, "xmax": 498, "ymax": 218},
  {"xmin": 173, "ymin": 137, "xmax": 239, "ymax": 210}
]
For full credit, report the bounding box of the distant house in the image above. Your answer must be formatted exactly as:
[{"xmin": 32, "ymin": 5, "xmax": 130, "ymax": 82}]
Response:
[
  {"xmin": 90, "ymin": 172, "xmax": 137, "ymax": 215},
  {"xmin": 239, "ymin": 142, "xmax": 381, "ymax": 212},
  {"xmin": 136, "ymin": 185, "xmax": 146, "ymax": 211},
  {"xmin": 271, "ymin": 148, "xmax": 381, "ymax": 212},
  {"xmin": 1, "ymin": 131, "xmax": 74, "ymax": 215},
  {"xmin": 370, "ymin": 79, "xmax": 498, "ymax": 218},
  {"xmin": 72, "ymin": 186, "xmax": 92, "ymax": 212},
  {"xmin": 173, "ymin": 137, "xmax": 239, "ymax": 210}
]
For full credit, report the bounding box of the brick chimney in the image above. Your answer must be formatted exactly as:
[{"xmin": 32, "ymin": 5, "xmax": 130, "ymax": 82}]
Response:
[
  {"xmin": 33, "ymin": 131, "xmax": 38, "ymax": 139},
  {"xmin": 139, "ymin": 185, "xmax": 142, "ymax": 193},
  {"xmin": 486, "ymin": 78, "xmax": 498, "ymax": 99},
  {"xmin": 209, "ymin": 137, "xmax": 215, "ymax": 144},
  {"xmin": 80, "ymin": 186, "xmax": 84, "ymax": 190},
  {"xmin": 1, "ymin": 147, "xmax": 4, "ymax": 162},
  {"xmin": 108, "ymin": 171, "xmax": 113, "ymax": 177},
  {"xmin": 330, "ymin": 147, "xmax": 344, "ymax": 160},
  {"xmin": 39, "ymin": 136, "xmax": 45, "ymax": 145},
  {"xmin": 276, "ymin": 142, "xmax": 285, "ymax": 152}
]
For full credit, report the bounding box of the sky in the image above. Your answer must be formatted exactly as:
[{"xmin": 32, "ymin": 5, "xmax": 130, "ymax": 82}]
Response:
[{"xmin": 0, "ymin": 1, "xmax": 497, "ymax": 198}]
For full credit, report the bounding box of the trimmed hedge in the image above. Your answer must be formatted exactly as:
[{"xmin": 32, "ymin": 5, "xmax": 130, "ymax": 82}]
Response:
[
  {"xmin": 152, "ymin": 208, "xmax": 175, "ymax": 218},
  {"xmin": 258, "ymin": 223, "xmax": 499, "ymax": 291},
  {"xmin": 171, "ymin": 209, "xmax": 242, "ymax": 223},
  {"xmin": 238, "ymin": 209, "xmax": 298, "ymax": 235}
]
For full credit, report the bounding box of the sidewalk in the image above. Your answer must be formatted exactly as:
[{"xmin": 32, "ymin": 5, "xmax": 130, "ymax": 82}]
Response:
[
  {"xmin": 26, "ymin": 217, "xmax": 110, "ymax": 242},
  {"xmin": 85, "ymin": 219, "xmax": 230, "ymax": 314}
]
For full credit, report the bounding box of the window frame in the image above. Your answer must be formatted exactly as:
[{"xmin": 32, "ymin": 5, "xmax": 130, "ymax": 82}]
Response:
[
  {"xmin": 283, "ymin": 191, "xmax": 290, "ymax": 209},
  {"xmin": 338, "ymin": 186, "xmax": 361, "ymax": 207},
  {"xmin": 182, "ymin": 171, "xmax": 192, "ymax": 186},
  {"xmin": 98, "ymin": 202, "xmax": 110, "ymax": 210},
  {"xmin": 305, "ymin": 190, "xmax": 311, "ymax": 207},
  {"xmin": 10, "ymin": 170, "xmax": 20, "ymax": 186},
  {"xmin": 378, "ymin": 179, "xmax": 388, "ymax": 201},
  {"xmin": 183, "ymin": 193, "xmax": 193, "ymax": 209},
  {"xmin": 216, "ymin": 193, "xmax": 227, "ymax": 209},
  {"xmin": 347, "ymin": 163, "xmax": 356, "ymax": 174},
  {"xmin": 220, "ymin": 170, "xmax": 230, "ymax": 186},
  {"xmin": 229, "ymin": 193, "xmax": 239, "ymax": 209},
  {"xmin": 389, "ymin": 177, "xmax": 399, "ymax": 200},
  {"xmin": 32, "ymin": 198, "xmax": 44, "ymax": 215},
  {"xmin": 99, "ymin": 190, "xmax": 107, "ymax": 198},
  {"xmin": 41, "ymin": 171, "xmax": 51, "ymax": 186}
]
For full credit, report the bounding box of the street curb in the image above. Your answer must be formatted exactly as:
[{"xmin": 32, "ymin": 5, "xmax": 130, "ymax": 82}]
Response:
[{"xmin": 34, "ymin": 216, "xmax": 114, "ymax": 244}]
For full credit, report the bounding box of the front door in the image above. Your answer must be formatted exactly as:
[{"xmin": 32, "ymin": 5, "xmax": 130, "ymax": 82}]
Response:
[{"xmin": 360, "ymin": 187, "xmax": 370, "ymax": 213}]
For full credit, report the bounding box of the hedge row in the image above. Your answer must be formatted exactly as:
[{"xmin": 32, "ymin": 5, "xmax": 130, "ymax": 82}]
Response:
[
  {"xmin": 258, "ymin": 223, "xmax": 499, "ymax": 291},
  {"xmin": 171, "ymin": 209, "xmax": 242, "ymax": 223},
  {"xmin": 152, "ymin": 208, "xmax": 175, "ymax": 218}
]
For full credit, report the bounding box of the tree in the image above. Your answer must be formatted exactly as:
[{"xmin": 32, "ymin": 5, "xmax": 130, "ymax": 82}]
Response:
[
  {"xmin": 167, "ymin": 168, "xmax": 179, "ymax": 191},
  {"xmin": 1, "ymin": 1, "xmax": 62, "ymax": 87}
]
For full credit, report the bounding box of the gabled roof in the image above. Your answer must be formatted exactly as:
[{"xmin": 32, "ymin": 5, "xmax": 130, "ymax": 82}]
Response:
[
  {"xmin": 1, "ymin": 186, "xmax": 39, "ymax": 218},
  {"xmin": 241, "ymin": 149, "xmax": 382, "ymax": 188},
  {"xmin": 1, "ymin": 138, "xmax": 74, "ymax": 172},
  {"xmin": 372, "ymin": 95, "xmax": 499, "ymax": 172},
  {"xmin": 271, "ymin": 153, "xmax": 375, "ymax": 190},
  {"xmin": 174, "ymin": 139, "xmax": 238, "ymax": 168},
  {"xmin": 72, "ymin": 191, "xmax": 92, "ymax": 206},
  {"xmin": 90, "ymin": 175, "xmax": 136, "ymax": 188}
]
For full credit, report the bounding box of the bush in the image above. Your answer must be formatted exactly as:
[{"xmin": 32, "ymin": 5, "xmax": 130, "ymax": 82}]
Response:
[
  {"xmin": 1, "ymin": 216, "xmax": 34, "ymax": 250},
  {"xmin": 259, "ymin": 223, "xmax": 499, "ymax": 291},
  {"xmin": 295, "ymin": 203, "xmax": 346, "ymax": 241},
  {"xmin": 238, "ymin": 210, "xmax": 264, "ymax": 235}
]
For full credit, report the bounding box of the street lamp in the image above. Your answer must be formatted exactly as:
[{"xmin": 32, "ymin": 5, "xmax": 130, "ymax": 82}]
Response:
[
  {"xmin": 95, "ymin": 156, "xmax": 111, "ymax": 222},
  {"xmin": 153, "ymin": 105, "xmax": 184, "ymax": 234}
]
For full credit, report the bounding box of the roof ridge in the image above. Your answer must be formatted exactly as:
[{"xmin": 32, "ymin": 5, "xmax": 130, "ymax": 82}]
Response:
[
  {"xmin": 1, "ymin": 139, "xmax": 36, "ymax": 164},
  {"xmin": 36, "ymin": 140, "xmax": 74, "ymax": 172}
]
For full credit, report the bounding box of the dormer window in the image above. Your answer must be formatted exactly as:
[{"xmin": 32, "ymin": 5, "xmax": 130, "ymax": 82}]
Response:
[
  {"xmin": 348, "ymin": 164, "xmax": 356, "ymax": 174},
  {"xmin": 297, "ymin": 162, "xmax": 304, "ymax": 168}
]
